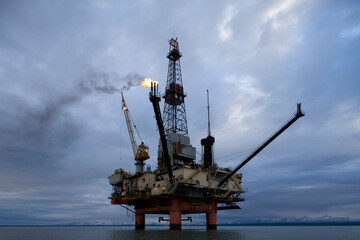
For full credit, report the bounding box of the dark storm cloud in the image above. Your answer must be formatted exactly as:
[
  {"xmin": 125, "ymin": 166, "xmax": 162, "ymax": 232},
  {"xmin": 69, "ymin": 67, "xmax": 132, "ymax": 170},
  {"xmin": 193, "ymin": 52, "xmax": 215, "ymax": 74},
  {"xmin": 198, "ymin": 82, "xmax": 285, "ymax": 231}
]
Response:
[
  {"xmin": 0, "ymin": 66, "xmax": 143, "ymax": 169},
  {"xmin": 0, "ymin": 0, "xmax": 359, "ymax": 225}
]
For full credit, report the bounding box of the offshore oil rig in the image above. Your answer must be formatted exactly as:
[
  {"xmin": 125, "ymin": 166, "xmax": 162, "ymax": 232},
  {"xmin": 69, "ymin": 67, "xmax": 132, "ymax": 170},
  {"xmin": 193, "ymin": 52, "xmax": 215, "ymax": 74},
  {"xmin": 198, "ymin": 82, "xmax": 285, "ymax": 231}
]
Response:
[{"xmin": 108, "ymin": 38, "xmax": 304, "ymax": 230}]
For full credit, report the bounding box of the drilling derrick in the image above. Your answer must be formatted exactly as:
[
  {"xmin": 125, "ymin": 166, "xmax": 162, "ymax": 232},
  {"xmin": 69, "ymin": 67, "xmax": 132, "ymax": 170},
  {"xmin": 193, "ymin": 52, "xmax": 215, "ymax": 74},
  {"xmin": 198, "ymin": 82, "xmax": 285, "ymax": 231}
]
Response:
[
  {"xmin": 163, "ymin": 38, "xmax": 187, "ymax": 135},
  {"xmin": 158, "ymin": 38, "xmax": 196, "ymax": 168}
]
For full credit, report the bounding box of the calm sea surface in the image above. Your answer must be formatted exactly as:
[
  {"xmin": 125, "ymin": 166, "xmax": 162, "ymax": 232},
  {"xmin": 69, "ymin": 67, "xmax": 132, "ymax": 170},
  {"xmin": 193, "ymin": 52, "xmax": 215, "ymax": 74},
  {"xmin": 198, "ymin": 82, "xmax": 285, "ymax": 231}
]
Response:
[{"xmin": 0, "ymin": 225, "xmax": 359, "ymax": 240}]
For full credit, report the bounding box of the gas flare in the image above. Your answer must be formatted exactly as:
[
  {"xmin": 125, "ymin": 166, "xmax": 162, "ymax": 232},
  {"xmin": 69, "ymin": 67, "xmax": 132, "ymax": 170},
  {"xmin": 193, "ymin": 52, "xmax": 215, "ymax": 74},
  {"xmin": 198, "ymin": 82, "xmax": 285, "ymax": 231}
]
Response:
[{"xmin": 140, "ymin": 78, "xmax": 158, "ymax": 87}]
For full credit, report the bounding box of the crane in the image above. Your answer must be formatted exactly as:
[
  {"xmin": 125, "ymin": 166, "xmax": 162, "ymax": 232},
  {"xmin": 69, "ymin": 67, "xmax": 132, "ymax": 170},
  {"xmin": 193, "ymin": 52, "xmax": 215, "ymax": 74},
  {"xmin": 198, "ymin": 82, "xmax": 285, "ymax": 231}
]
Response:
[
  {"xmin": 121, "ymin": 92, "xmax": 149, "ymax": 172},
  {"xmin": 218, "ymin": 103, "xmax": 305, "ymax": 186}
]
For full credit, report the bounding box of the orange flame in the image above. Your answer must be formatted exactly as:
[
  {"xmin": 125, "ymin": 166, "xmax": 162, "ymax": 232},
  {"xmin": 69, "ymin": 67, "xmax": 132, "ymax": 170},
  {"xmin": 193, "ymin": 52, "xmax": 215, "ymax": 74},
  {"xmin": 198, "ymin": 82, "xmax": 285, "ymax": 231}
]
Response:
[{"xmin": 140, "ymin": 78, "xmax": 158, "ymax": 88}]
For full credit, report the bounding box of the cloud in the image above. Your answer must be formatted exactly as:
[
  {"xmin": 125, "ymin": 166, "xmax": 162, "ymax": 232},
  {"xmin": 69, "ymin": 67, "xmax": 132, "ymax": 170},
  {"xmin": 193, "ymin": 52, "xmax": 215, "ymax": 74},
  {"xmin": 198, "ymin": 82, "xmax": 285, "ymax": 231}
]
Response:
[
  {"xmin": 340, "ymin": 23, "xmax": 360, "ymax": 39},
  {"xmin": 263, "ymin": 0, "xmax": 299, "ymax": 22},
  {"xmin": 218, "ymin": 5, "xmax": 235, "ymax": 41},
  {"xmin": 0, "ymin": 0, "xmax": 360, "ymax": 225},
  {"xmin": 0, "ymin": 65, "xmax": 143, "ymax": 168}
]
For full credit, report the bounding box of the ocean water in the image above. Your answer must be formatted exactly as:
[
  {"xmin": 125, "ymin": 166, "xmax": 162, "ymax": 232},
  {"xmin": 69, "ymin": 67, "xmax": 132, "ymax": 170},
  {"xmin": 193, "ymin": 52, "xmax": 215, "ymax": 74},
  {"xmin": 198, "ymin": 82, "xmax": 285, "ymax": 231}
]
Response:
[{"xmin": 0, "ymin": 225, "xmax": 359, "ymax": 240}]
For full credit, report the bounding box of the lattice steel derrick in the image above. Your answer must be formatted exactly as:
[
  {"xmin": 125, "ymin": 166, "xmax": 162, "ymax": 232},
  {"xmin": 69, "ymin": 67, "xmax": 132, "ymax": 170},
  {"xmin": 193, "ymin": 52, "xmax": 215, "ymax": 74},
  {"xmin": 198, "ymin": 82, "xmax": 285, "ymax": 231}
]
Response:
[{"xmin": 163, "ymin": 38, "xmax": 188, "ymax": 136}]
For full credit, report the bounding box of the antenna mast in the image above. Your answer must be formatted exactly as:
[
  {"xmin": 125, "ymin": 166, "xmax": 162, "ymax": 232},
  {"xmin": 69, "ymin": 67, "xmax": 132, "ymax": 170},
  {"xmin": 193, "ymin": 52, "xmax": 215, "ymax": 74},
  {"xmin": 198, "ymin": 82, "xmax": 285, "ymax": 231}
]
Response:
[{"xmin": 207, "ymin": 89, "xmax": 211, "ymax": 136}]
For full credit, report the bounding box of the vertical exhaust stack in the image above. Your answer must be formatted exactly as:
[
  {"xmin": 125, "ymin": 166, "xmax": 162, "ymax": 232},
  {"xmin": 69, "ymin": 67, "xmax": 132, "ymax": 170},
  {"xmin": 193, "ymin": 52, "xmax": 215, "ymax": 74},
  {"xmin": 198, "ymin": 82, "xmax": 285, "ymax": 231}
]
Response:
[
  {"xmin": 150, "ymin": 81, "xmax": 159, "ymax": 97},
  {"xmin": 201, "ymin": 90, "xmax": 215, "ymax": 168}
]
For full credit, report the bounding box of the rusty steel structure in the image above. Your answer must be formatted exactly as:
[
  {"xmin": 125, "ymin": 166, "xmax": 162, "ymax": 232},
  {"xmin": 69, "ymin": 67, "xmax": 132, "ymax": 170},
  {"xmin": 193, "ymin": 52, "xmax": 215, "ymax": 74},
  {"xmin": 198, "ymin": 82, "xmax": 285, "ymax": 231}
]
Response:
[{"xmin": 108, "ymin": 38, "xmax": 305, "ymax": 230}]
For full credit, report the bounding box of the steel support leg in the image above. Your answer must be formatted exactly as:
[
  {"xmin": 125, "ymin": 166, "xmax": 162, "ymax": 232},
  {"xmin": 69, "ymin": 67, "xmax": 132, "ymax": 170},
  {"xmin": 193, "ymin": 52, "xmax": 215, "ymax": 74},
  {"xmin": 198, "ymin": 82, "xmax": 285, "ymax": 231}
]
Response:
[
  {"xmin": 206, "ymin": 201, "xmax": 217, "ymax": 230},
  {"xmin": 135, "ymin": 211, "xmax": 145, "ymax": 230},
  {"xmin": 170, "ymin": 198, "xmax": 181, "ymax": 230}
]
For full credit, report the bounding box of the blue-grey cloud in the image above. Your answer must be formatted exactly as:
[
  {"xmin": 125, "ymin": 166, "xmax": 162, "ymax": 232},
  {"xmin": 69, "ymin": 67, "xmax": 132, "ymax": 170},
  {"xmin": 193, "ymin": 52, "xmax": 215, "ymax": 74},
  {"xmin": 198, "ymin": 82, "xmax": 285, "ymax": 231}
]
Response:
[{"xmin": 0, "ymin": 0, "xmax": 359, "ymax": 225}]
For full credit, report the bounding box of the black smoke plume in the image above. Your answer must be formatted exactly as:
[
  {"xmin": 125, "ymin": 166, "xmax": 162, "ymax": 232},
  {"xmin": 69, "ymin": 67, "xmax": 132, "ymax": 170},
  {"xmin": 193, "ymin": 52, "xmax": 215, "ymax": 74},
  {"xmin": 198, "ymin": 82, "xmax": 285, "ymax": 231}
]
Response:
[
  {"xmin": 0, "ymin": 67, "xmax": 145, "ymax": 168},
  {"xmin": 78, "ymin": 68, "xmax": 144, "ymax": 94}
]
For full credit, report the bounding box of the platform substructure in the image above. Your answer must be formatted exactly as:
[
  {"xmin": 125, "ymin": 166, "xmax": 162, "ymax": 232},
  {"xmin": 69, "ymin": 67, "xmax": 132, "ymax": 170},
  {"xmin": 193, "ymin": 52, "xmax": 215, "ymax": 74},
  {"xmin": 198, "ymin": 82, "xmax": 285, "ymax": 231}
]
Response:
[{"xmin": 134, "ymin": 198, "xmax": 217, "ymax": 230}]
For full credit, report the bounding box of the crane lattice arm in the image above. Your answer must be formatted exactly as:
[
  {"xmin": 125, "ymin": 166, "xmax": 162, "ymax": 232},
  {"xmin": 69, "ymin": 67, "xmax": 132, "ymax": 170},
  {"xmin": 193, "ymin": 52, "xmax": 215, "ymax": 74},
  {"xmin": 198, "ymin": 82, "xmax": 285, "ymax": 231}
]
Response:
[
  {"xmin": 121, "ymin": 92, "xmax": 150, "ymax": 162},
  {"xmin": 121, "ymin": 92, "xmax": 137, "ymax": 158}
]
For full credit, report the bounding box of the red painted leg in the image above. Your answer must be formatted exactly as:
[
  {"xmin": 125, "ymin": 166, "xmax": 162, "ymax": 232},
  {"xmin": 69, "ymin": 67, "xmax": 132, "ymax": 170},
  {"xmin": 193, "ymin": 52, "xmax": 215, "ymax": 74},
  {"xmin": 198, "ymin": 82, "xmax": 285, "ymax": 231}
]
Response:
[
  {"xmin": 206, "ymin": 201, "xmax": 217, "ymax": 230},
  {"xmin": 170, "ymin": 198, "xmax": 181, "ymax": 230},
  {"xmin": 135, "ymin": 211, "xmax": 145, "ymax": 230}
]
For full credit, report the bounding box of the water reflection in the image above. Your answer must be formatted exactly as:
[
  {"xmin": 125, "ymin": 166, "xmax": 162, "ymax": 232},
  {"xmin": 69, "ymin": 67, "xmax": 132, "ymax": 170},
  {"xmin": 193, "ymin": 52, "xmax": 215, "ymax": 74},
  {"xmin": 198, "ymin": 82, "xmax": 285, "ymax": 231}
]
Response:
[
  {"xmin": 1, "ymin": 226, "xmax": 357, "ymax": 240},
  {"xmin": 108, "ymin": 228, "xmax": 244, "ymax": 240}
]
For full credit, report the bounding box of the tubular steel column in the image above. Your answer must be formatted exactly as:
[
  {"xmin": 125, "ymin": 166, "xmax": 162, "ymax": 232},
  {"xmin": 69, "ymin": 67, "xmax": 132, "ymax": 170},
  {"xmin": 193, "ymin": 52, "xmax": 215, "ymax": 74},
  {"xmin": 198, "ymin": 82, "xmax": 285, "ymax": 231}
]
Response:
[
  {"xmin": 170, "ymin": 198, "xmax": 182, "ymax": 230},
  {"xmin": 135, "ymin": 210, "xmax": 145, "ymax": 230},
  {"xmin": 206, "ymin": 201, "xmax": 217, "ymax": 230}
]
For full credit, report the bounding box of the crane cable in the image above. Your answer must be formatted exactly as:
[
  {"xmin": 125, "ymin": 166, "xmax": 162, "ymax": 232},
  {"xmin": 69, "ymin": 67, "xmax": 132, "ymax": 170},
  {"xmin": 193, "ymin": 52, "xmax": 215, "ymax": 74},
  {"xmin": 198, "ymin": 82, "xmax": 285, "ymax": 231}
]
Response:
[
  {"xmin": 128, "ymin": 110, "xmax": 143, "ymax": 143},
  {"xmin": 217, "ymin": 148, "xmax": 255, "ymax": 160}
]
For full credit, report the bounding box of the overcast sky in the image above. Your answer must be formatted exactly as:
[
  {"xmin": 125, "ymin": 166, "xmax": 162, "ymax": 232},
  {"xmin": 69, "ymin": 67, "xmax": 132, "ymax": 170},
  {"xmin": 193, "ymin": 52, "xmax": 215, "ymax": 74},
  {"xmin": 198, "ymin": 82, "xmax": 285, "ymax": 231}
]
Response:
[{"xmin": 0, "ymin": 0, "xmax": 359, "ymax": 225}]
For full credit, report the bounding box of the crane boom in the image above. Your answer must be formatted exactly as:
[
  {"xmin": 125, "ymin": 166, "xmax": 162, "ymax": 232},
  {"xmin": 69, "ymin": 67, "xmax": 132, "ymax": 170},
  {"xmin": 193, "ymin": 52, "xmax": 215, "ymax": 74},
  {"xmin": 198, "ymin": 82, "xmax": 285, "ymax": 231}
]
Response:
[
  {"xmin": 218, "ymin": 103, "xmax": 305, "ymax": 187},
  {"xmin": 121, "ymin": 92, "xmax": 137, "ymax": 157},
  {"xmin": 121, "ymin": 92, "xmax": 150, "ymax": 171}
]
